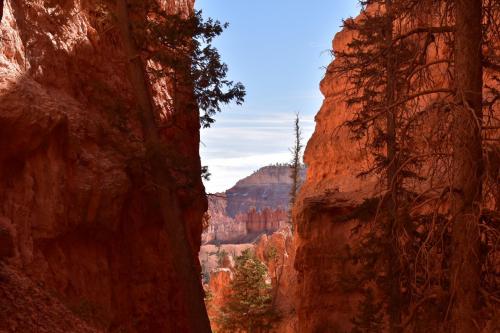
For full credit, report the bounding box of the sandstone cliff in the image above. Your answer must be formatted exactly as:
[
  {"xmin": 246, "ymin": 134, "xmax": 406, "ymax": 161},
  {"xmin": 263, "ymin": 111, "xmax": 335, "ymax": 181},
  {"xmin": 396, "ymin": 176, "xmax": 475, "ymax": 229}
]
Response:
[
  {"xmin": 0, "ymin": 0, "xmax": 205, "ymax": 332},
  {"xmin": 226, "ymin": 165, "xmax": 305, "ymax": 217},
  {"xmin": 202, "ymin": 165, "xmax": 303, "ymax": 244},
  {"xmin": 294, "ymin": 4, "xmax": 499, "ymax": 333},
  {"xmin": 294, "ymin": 20, "xmax": 374, "ymax": 331}
]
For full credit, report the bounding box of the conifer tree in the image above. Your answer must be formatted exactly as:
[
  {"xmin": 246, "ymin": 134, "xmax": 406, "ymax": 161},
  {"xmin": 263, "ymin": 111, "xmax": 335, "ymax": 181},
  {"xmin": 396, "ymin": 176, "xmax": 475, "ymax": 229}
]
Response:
[
  {"xmin": 217, "ymin": 249, "xmax": 280, "ymax": 333},
  {"xmin": 129, "ymin": 3, "xmax": 245, "ymax": 128},
  {"xmin": 335, "ymin": 2, "xmax": 409, "ymax": 329},
  {"xmin": 334, "ymin": 0, "xmax": 458, "ymax": 330},
  {"xmin": 289, "ymin": 113, "xmax": 303, "ymax": 222},
  {"xmin": 335, "ymin": 0, "xmax": 500, "ymax": 331}
]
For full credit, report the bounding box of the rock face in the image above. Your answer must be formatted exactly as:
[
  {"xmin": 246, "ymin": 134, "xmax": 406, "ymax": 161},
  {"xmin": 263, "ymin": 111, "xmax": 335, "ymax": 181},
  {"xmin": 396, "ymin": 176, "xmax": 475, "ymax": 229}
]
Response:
[
  {"xmin": 293, "ymin": 16, "xmax": 378, "ymax": 331},
  {"xmin": 254, "ymin": 228, "xmax": 298, "ymax": 333},
  {"xmin": 202, "ymin": 165, "xmax": 303, "ymax": 244},
  {"xmin": 241, "ymin": 207, "xmax": 287, "ymax": 235},
  {"xmin": 294, "ymin": 6, "xmax": 499, "ymax": 333},
  {"xmin": 205, "ymin": 268, "xmax": 232, "ymax": 332},
  {"xmin": 226, "ymin": 165, "xmax": 304, "ymax": 217},
  {"xmin": 202, "ymin": 194, "xmax": 247, "ymax": 244},
  {"xmin": 0, "ymin": 1, "xmax": 205, "ymax": 332}
]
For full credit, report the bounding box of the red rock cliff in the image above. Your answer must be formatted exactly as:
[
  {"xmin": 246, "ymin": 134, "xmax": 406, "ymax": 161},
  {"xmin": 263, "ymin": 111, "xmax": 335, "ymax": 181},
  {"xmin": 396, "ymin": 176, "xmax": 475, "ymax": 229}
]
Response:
[
  {"xmin": 295, "ymin": 5, "xmax": 499, "ymax": 333},
  {"xmin": 294, "ymin": 16, "xmax": 375, "ymax": 332},
  {"xmin": 203, "ymin": 165, "xmax": 303, "ymax": 244},
  {"xmin": 240, "ymin": 207, "xmax": 287, "ymax": 235},
  {"xmin": 0, "ymin": 0, "xmax": 206, "ymax": 332}
]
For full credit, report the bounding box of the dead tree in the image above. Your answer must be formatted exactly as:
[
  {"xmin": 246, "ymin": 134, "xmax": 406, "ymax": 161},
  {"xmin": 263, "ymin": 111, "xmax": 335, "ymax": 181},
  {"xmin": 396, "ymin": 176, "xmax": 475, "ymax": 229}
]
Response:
[{"xmin": 289, "ymin": 112, "xmax": 303, "ymax": 227}]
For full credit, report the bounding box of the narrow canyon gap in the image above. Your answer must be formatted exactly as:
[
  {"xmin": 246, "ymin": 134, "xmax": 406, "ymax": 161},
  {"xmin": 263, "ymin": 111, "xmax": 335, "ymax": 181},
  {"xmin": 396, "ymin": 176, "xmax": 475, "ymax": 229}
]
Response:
[{"xmin": 0, "ymin": 0, "xmax": 498, "ymax": 332}]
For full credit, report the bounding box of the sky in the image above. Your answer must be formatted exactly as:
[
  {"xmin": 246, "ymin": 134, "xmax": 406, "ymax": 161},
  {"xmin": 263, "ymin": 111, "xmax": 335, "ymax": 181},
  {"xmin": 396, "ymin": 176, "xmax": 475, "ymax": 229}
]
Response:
[{"xmin": 197, "ymin": 0, "xmax": 360, "ymax": 193}]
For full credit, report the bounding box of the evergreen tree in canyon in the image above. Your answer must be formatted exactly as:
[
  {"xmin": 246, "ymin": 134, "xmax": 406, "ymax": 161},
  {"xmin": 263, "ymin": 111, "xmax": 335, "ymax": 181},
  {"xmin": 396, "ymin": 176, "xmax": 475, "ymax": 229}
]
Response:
[
  {"xmin": 335, "ymin": 1, "xmax": 418, "ymax": 329},
  {"xmin": 216, "ymin": 250, "xmax": 279, "ymax": 333},
  {"xmin": 128, "ymin": 2, "xmax": 246, "ymax": 128}
]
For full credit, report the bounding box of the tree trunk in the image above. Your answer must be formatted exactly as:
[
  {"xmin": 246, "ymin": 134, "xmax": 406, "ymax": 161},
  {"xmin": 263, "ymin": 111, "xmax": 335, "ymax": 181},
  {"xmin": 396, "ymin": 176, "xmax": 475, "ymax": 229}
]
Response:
[
  {"xmin": 450, "ymin": 0, "xmax": 483, "ymax": 332},
  {"xmin": 384, "ymin": 1, "xmax": 402, "ymax": 331},
  {"xmin": 115, "ymin": 1, "xmax": 212, "ymax": 332}
]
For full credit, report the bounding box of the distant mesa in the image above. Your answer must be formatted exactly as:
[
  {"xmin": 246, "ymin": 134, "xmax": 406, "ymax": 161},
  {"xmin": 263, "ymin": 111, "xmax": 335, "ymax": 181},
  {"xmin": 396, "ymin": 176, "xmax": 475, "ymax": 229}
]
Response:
[{"xmin": 202, "ymin": 164, "xmax": 306, "ymax": 244}]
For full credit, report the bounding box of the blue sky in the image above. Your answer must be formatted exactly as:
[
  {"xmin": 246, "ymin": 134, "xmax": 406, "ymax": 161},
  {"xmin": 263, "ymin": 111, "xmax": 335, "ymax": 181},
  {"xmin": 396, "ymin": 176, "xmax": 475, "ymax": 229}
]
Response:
[{"xmin": 197, "ymin": 0, "xmax": 360, "ymax": 193}]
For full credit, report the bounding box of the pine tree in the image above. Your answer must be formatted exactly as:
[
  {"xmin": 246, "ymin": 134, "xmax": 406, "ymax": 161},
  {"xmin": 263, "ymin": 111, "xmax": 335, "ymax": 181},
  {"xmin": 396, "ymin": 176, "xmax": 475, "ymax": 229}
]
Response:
[
  {"xmin": 335, "ymin": 2, "xmax": 410, "ymax": 329},
  {"xmin": 334, "ymin": 1, "xmax": 458, "ymax": 330},
  {"xmin": 217, "ymin": 249, "xmax": 280, "ymax": 333},
  {"xmin": 129, "ymin": 3, "xmax": 246, "ymax": 128}
]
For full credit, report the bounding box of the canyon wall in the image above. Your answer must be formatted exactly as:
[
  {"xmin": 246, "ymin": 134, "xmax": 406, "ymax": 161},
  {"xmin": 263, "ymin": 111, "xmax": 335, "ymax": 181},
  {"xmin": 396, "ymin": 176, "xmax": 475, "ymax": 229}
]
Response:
[
  {"xmin": 202, "ymin": 194, "xmax": 247, "ymax": 244},
  {"xmin": 226, "ymin": 165, "xmax": 305, "ymax": 217},
  {"xmin": 294, "ymin": 18, "xmax": 376, "ymax": 333},
  {"xmin": 202, "ymin": 165, "xmax": 300, "ymax": 244},
  {"xmin": 0, "ymin": 0, "xmax": 206, "ymax": 332},
  {"xmin": 295, "ymin": 5, "xmax": 499, "ymax": 333}
]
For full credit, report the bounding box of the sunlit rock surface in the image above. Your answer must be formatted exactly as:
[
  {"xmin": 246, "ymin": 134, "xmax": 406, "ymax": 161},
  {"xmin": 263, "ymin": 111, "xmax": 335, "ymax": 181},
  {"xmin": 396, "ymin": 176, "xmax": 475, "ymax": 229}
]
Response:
[
  {"xmin": 294, "ymin": 6, "xmax": 500, "ymax": 333},
  {"xmin": 202, "ymin": 165, "xmax": 304, "ymax": 244},
  {"xmin": 0, "ymin": 0, "xmax": 205, "ymax": 331}
]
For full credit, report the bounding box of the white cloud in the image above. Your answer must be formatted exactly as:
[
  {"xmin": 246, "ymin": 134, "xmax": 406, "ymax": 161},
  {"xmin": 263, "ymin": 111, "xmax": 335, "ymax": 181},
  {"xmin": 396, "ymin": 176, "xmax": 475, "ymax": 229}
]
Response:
[
  {"xmin": 200, "ymin": 112, "xmax": 315, "ymax": 193},
  {"xmin": 202, "ymin": 152, "xmax": 291, "ymax": 193}
]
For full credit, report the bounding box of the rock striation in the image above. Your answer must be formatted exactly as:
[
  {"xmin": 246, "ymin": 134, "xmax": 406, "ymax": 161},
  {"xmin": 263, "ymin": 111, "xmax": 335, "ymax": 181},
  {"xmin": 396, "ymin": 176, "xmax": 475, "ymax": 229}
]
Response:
[
  {"xmin": 226, "ymin": 165, "xmax": 305, "ymax": 217},
  {"xmin": 202, "ymin": 165, "xmax": 303, "ymax": 244},
  {"xmin": 0, "ymin": 0, "xmax": 205, "ymax": 332}
]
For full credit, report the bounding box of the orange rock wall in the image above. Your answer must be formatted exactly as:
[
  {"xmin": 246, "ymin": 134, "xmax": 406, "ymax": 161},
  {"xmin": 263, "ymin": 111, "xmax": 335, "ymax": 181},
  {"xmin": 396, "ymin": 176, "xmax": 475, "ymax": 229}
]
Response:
[
  {"xmin": 255, "ymin": 228, "xmax": 298, "ymax": 333},
  {"xmin": 0, "ymin": 0, "xmax": 205, "ymax": 332},
  {"xmin": 294, "ymin": 15, "xmax": 378, "ymax": 331},
  {"xmin": 295, "ymin": 5, "xmax": 499, "ymax": 333},
  {"xmin": 239, "ymin": 207, "xmax": 287, "ymax": 235}
]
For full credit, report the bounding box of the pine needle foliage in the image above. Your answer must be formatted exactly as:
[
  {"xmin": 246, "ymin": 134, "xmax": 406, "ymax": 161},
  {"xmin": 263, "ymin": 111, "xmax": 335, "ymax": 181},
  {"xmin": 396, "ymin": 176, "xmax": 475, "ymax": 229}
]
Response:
[
  {"xmin": 216, "ymin": 249, "xmax": 280, "ymax": 333},
  {"xmin": 129, "ymin": 2, "xmax": 246, "ymax": 127}
]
